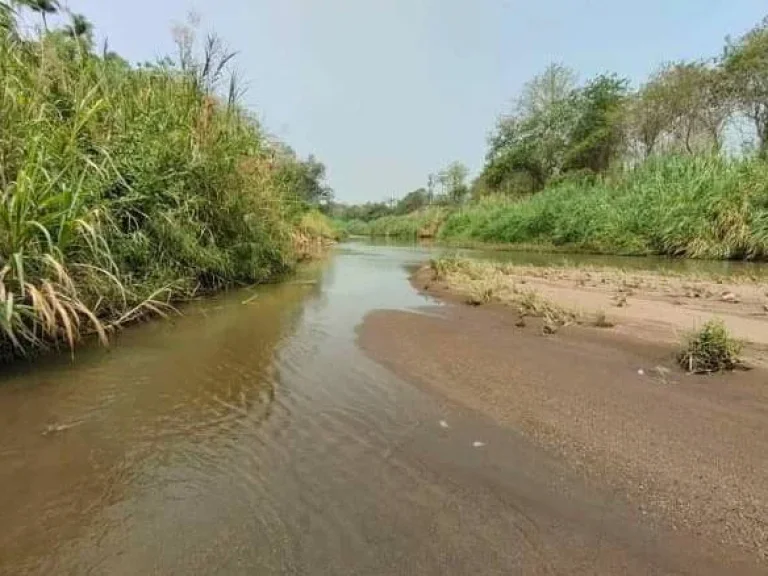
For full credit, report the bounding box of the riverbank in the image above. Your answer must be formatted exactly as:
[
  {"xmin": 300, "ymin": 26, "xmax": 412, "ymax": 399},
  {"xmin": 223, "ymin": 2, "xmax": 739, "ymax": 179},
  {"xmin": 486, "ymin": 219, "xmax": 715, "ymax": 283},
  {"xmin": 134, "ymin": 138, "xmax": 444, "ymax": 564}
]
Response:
[
  {"xmin": 340, "ymin": 156, "xmax": 768, "ymax": 259},
  {"xmin": 0, "ymin": 13, "xmax": 335, "ymax": 363},
  {"xmin": 358, "ymin": 260, "xmax": 768, "ymax": 564},
  {"xmin": 422, "ymin": 258, "xmax": 768, "ymax": 362}
]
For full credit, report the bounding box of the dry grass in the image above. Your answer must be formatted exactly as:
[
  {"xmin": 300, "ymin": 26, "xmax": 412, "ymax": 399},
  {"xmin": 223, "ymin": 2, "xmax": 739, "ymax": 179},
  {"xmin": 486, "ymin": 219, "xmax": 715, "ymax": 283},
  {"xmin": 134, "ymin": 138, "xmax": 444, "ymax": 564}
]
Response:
[
  {"xmin": 428, "ymin": 258, "xmax": 578, "ymax": 334},
  {"xmin": 593, "ymin": 310, "xmax": 615, "ymax": 328}
]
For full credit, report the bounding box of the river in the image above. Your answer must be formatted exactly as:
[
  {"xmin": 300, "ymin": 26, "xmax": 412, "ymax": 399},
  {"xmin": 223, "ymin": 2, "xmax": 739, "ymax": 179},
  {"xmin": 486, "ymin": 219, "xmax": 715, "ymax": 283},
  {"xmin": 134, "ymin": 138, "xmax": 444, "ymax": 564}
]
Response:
[{"xmin": 0, "ymin": 241, "xmax": 764, "ymax": 575}]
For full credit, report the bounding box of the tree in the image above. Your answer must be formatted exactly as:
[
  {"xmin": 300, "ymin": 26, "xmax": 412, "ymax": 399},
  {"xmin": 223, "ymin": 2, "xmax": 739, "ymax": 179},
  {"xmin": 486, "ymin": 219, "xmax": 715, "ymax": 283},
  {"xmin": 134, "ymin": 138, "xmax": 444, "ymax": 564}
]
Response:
[
  {"xmin": 272, "ymin": 153, "xmax": 333, "ymax": 209},
  {"xmin": 482, "ymin": 63, "xmax": 580, "ymax": 195},
  {"xmin": 628, "ymin": 77, "xmax": 676, "ymax": 158},
  {"xmin": 15, "ymin": 0, "xmax": 58, "ymax": 30},
  {"xmin": 652, "ymin": 62, "xmax": 731, "ymax": 154},
  {"xmin": 565, "ymin": 73, "xmax": 629, "ymax": 173},
  {"xmin": 723, "ymin": 16, "xmax": 768, "ymax": 157},
  {"xmin": 396, "ymin": 188, "xmax": 428, "ymax": 214},
  {"xmin": 485, "ymin": 96, "xmax": 578, "ymax": 193},
  {"xmin": 426, "ymin": 173, "xmax": 436, "ymax": 204},
  {"xmin": 64, "ymin": 13, "xmax": 92, "ymax": 42},
  {"xmin": 435, "ymin": 162, "xmax": 469, "ymax": 205},
  {"xmin": 518, "ymin": 63, "xmax": 577, "ymax": 117}
]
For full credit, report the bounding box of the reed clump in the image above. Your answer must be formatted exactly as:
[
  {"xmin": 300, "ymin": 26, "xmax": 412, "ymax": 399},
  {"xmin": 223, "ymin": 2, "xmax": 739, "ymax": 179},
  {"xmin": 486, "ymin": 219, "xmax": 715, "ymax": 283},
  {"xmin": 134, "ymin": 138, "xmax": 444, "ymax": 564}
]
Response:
[{"xmin": 0, "ymin": 13, "xmax": 326, "ymax": 361}]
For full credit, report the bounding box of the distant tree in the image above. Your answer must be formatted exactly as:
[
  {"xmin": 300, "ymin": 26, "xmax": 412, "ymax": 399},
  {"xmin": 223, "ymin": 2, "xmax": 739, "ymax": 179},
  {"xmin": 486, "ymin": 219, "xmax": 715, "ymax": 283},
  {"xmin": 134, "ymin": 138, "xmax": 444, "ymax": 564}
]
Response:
[
  {"xmin": 483, "ymin": 63, "xmax": 580, "ymax": 194},
  {"xmin": 272, "ymin": 153, "xmax": 333, "ymax": 209},
  {"xmin": 426, "ymin": 173, "xmax": 436, "ymax": 204},
  {"xmin": 518, "ymin": 63, "xmax": 577, "ymax": 117},
  {"xmin": 485, "ymin": 98, "xmax": 578, "ymax": 192},
  {"xmin": 649, "ymin": 62, "xmax": 732, "ymax": 154},
  {"xmin": 723, "ymin": 16, "xmax": 768, "ymax": 157},
  {"xmin": 435, "ymin": 162, "xmax": 469, "ymax": 205},
  {"xmin": 396, "ymin": 188, "xmax": 428, "ymax": 214},
  {"xmin": 565, "ymin": 73, "xmax": 629, "ymax": 173},
  {"xmin": 445, "ymin": 161, "xmax": 469, "ymax": 204},
  {"xmin": 627, "ymin": 77, "xmax": 676, "ymax": 158}
]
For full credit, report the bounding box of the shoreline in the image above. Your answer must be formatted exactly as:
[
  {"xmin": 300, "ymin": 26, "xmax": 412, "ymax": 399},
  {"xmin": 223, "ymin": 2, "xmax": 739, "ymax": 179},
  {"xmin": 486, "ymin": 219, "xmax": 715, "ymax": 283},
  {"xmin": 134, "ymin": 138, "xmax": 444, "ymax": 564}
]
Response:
[{"xmin": 357, "ymin": 262, "xmax": 768, "ymax": 565}]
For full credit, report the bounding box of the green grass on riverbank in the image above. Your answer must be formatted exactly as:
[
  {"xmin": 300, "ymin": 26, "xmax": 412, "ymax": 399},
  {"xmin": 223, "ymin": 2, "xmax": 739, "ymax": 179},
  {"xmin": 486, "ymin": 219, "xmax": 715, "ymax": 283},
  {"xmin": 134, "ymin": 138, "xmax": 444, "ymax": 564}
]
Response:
[
  {"xmin": 346, "ymin": 156, "xmax": 768, "ymax": 260},
  {"xmin": 340, "ymin": 206, "xmax": 448, "ymax": 238},
  {"xmin": 0, "ymin": 17, "xmax": 327, "ymax": 362}
]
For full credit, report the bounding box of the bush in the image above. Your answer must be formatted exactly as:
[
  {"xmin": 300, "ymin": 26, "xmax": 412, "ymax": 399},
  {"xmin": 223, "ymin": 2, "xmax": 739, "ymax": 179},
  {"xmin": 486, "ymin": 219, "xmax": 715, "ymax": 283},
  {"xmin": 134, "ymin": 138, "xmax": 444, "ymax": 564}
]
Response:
[{"xmin": 677, "ymin": 319, "xmax": 743, "ymax": 373}]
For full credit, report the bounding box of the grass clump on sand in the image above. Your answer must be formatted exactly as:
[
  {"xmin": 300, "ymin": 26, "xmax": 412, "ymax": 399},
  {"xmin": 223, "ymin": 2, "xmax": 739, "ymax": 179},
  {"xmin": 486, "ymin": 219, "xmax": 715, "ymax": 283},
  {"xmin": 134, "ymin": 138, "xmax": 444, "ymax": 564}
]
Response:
[
  {"xmin": 677, "ymin": 319, "xmax": 744, "ymax": 373},
  {"xmin": 427, "ymin": 257, "xmax": 577, "ymax": 333},
  {"xmin": 514, "ymin": 289, "xmax": 576, "ymax": 334},
  {"xmin": 592, "ymin": 310, "xmax": 615, "ymax": 328},
  {"xmin": 0, "ymin": 9, "xmax": 330, "ymax": 362}
]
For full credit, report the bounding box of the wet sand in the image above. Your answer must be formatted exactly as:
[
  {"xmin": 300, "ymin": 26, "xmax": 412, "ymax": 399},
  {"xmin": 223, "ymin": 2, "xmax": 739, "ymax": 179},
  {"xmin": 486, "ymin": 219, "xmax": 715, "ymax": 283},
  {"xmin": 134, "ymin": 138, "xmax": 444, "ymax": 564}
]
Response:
[{"xmin": 358, "ymin": 265, "xmax": 768, "ymax": 569}]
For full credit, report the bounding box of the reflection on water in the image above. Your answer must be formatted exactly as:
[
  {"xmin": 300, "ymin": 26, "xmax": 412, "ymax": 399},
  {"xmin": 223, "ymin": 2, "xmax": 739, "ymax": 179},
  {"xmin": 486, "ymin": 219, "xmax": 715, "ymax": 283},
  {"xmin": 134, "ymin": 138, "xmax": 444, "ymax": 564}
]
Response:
[
  {"xmin": 352, "ymin": 236, "xmax": 768, "ymax": 276},
  {"xmin": 0, "ymin": 244, "xmax": 435, "ymax": 574}
]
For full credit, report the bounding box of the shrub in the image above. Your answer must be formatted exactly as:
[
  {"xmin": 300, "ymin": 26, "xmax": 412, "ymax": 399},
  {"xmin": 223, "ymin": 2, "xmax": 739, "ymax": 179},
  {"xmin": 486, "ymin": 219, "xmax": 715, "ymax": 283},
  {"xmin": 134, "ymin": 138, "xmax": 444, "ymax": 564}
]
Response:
[{"xmin": 677, "ymin": 319, "xmax": 743, "ymax": 373}]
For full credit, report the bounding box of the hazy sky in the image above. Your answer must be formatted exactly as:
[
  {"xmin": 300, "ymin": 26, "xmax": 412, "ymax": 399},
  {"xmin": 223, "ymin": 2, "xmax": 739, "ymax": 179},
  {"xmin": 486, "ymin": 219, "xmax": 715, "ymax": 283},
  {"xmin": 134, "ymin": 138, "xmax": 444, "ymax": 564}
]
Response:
[{"xmin": 56, "ymin": 1, "xmax": 768, "ymax": 202}]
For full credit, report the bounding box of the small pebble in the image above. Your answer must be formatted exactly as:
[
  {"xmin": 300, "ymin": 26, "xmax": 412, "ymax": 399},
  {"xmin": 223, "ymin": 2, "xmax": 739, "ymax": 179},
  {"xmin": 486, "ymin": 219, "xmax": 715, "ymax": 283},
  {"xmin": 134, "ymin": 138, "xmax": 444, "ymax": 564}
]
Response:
[
  {"xmin": 472, "ymin": 441, "xmax": 486, "ymax": 448},
  {"xmin": 439, "ymin": 420, "xmax": 449, "ymax": 429},
  {"xmin": 637, "ymin": 369, "xmax": 645, "ymax": 376}
]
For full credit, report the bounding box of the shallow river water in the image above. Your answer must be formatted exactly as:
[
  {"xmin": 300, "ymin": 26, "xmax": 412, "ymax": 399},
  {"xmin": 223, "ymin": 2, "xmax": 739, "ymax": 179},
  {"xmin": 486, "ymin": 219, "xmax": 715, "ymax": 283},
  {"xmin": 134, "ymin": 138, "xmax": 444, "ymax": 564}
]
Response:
[{"xmin": 0, "ymin": 242, "xmax": 763, "ymax": 575}]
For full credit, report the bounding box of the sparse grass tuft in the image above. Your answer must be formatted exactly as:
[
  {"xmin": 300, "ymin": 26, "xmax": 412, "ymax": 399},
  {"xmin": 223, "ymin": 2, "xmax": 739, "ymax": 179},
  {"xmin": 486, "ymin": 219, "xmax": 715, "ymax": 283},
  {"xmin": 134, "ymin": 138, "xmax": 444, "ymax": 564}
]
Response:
[
  {"xmin": 677, "ymin": 319, "xmax": 743, "ymax": 373},
  {"xmin": 593, "ymin": 310, "xmax": 615, "ymax": 328},
  {"xmin": 515, "ymin": 289, "xmax": 576, "ymax": 327}
]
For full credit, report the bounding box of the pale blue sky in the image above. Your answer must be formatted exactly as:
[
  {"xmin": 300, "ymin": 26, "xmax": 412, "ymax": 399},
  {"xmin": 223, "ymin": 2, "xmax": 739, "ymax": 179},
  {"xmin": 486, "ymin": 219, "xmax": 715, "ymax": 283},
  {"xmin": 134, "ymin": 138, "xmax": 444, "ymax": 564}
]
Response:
[{"xmin": 57, "ymin": 1, "xmax": 767, "ymax": 202}]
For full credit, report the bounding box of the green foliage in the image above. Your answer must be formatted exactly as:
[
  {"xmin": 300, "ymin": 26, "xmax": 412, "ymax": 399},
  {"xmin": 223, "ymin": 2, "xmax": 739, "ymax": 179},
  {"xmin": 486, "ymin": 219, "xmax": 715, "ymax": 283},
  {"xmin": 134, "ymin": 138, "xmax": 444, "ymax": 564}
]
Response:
[
  {"xmin": 0, "ymin": 12, "xmax": 328, "ymax": 360},
  {"xmin": 440, "ymin": 156, "xmax": 768, "ymax": 260},
  {"xmin": 678, "ymin": 319, "xmax": 743, "ymax": 373},
  {"xmin": 724, "ymin": 16, "xmax": 768, "ymax": 156},
  {"xmin": 350, "ymin": 207, "xmax": 449, "ymax": 238},
  {"xmin": 397, "ymin": 188, "xmax": 429, "ymax": 214},
  {"xmin": 298, "ymin": 210, "xmax": 340, "ymax": 241},
  {"xmin": 565, "ymin": 74, "xmax": 629, "ymax": 173}
]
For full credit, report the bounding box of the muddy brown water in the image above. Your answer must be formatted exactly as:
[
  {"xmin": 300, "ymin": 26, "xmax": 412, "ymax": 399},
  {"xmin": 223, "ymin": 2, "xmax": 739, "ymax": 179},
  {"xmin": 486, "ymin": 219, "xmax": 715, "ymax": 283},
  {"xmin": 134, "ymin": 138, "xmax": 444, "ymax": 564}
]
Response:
[{"xmin": 0, "ymin": 242, "xmax": 765, "ymax": 575}]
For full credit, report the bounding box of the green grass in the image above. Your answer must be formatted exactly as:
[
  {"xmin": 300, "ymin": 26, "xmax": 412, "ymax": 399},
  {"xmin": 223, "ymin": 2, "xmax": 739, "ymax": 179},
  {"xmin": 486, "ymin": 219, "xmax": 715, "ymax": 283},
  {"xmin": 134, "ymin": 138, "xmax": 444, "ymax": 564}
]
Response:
[
  {"xmin": 439, "ymin": 156, "xmax": 768, "ymax": 260},
  {"xmin": 341, "ymin": 206, "xmax": 448, "ymax": 238},
  {"xmin": 677, "ymin": 319, "xmax": 744, "ymax": 373},
  {"xmin": 298, "ymin": 210, "xmax": 341, "ymax": 241},
  {"xmin": 0, "ymin": 20, "xmax": 321, "ymax": 361}
]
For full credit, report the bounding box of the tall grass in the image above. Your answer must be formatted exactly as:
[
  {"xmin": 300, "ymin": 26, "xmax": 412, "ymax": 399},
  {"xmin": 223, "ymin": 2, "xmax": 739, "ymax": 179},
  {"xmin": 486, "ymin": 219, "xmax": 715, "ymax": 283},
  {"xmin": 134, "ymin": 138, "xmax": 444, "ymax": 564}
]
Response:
[
  {"xmin": 0, "ymin": 20, "xmax": 316, "ymax": 361},
  {"xmin": 439, "ymin": 156, "xmax": 768, "ymax": 259},
  {"xmin": 343, "ymin": 206, "xmax": 448, "ymax": 238}
]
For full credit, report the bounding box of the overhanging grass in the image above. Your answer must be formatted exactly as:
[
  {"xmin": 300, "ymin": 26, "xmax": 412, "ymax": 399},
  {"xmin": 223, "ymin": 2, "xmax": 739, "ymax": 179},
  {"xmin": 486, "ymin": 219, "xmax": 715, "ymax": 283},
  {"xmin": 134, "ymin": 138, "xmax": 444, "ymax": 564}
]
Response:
[{"xmin": 0, "ymin": 22, "xmax": 319, "ymax": 361}]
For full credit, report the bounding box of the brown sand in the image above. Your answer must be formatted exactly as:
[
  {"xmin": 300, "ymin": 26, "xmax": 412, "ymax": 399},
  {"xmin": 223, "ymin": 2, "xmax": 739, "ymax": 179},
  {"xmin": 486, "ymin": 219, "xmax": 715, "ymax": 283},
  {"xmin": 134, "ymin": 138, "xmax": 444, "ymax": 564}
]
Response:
[{"xmin": 358, "ymin": 265, "xmax": 768, "ymax": 565}]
